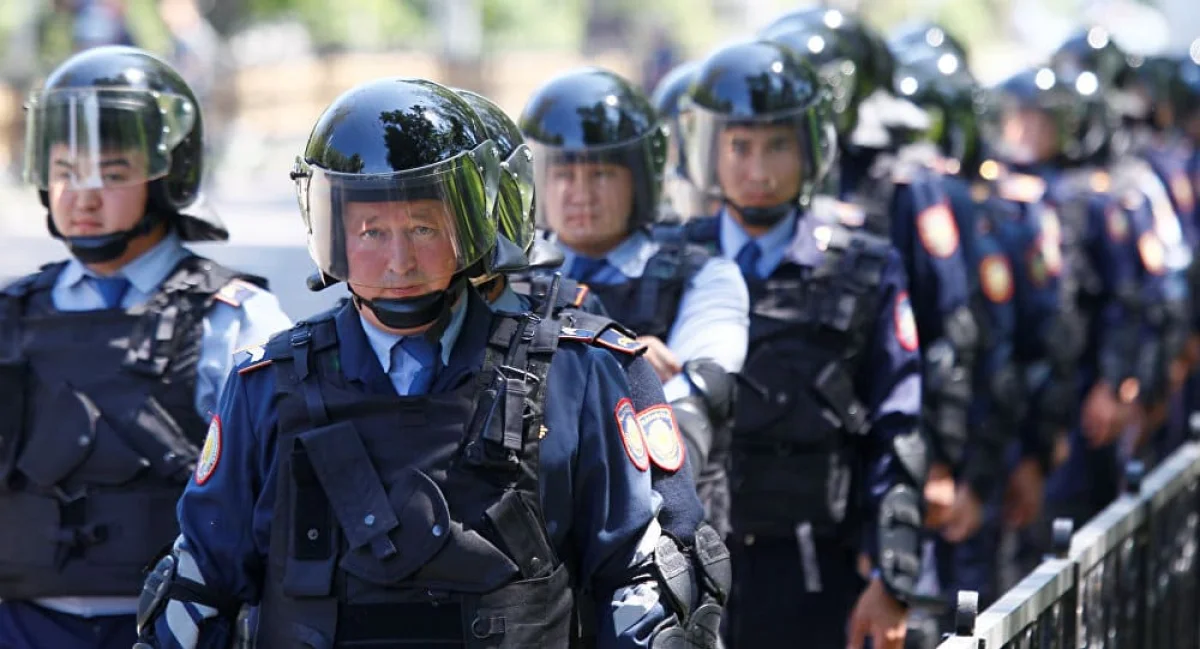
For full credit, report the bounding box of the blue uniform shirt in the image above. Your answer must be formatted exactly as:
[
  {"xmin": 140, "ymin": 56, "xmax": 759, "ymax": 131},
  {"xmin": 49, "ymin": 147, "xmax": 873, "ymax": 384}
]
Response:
[
  {"xmin": 558, "ymin": 230, "xmax": 749, "ymax": 402},
  {"xmin": 162, "ymin": 292, "xmax": 676, "ymax": 649},
  {"xmin": 39, "ymin": 231, "xmax": 291, "ymax": 619}
]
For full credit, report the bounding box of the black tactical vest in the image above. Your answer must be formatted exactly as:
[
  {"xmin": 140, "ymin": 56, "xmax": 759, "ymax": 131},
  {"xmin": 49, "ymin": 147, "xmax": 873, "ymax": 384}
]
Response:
[
  {"xmin": 686, "ymin": 212, "xmax": 889, "ymax": 538},
  {"xmin": 0, "ymin": 256, "xmax": 260, "ymax": 598},
  {"xmin": 564, "ymin": 233, "xmax": 710, "ymax": 340},
  {"xmin": 256, "ymin": 303, "xmax": 575, "ymax": 649}
]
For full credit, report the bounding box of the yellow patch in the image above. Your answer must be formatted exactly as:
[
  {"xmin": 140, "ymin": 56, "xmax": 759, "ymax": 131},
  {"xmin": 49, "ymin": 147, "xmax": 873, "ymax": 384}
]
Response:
[
  {"xmin": 194, "ymin": 415, "xmax": 222, "ymax": 485},
  {"xmin": 980, "ymin": 254, "xmax": 1014, "ymax": 303},
  {"xmin": 916, "ymin": 203, "xmax": 960, "ymax": 259},
  {"xmin": 997, "ymin": 173, "xmax": 1047, "ymax": 204},
  {"xmin": 614, "ymin": 399, "xmax": 648, "ymax": 471},
  {"xmin": 894, "ymin": 291, "xmax": 919, "ymax": 352},
  {"xmin": 637, "ymin": 405, "xmax": 685, "ymax": 473},
  {"xmin": 1138, "ymin": 232, "xmax": 1165, "ymax": 275}
]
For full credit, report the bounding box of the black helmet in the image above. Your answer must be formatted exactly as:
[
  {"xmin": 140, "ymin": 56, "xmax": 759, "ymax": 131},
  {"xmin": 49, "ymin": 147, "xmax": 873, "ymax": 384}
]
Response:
[
  {"xmin": 1051, "ymin": 27, "xmax": 1143, "ymax": 123},
  {"xmin": 986, "ymin": 67, "xmax": 1112, "ymax": 166},
  {"xmin": 24, "ymin": 46, "xmax": 222, "ymax": 263},
  {"xmin": 651, "ymin": 61, "xmax": 706, "ymax": 219},
  {"xmin": 680, "ymin": 40, "xmax": 837, "ymax": 226},
  {"xmin": 293, "ymin": 78, "xmax": 501, "ymax": 330},
  {"xmin": 1126, "ymin": 54, "xmax": 1181, "ymax": 130},
  {"xmin": 518, "ymin": 67, "xmax": 668, "ymax": 230},
  {"xmin": 887, "ymin": 21, "xmax": 967, "ymax": 66},
  {"xmin": 759, "ymin": 8, "xmax": 894, "ymax": 139},
  {"xmin": 453, "ymin": 89, "xmax": 538, "ymax": 276},
  {"xmin": 893, "ymin": 57, "xmax": 985, "ymax": 175}
]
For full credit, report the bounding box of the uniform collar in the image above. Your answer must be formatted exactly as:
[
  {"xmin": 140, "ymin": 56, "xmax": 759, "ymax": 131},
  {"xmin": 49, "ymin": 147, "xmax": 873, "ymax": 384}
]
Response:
[
  {"xmin": 336, "ymin": 288, "xmax": 492, "ymax": 394},
  {"xmin": 57, "ymin": 231, "xmax": 190, "ymax": 294},
  {"xmin": 718, "ymin": 206, "xmax": 800, "ymax": 258},
  {"xmin": 357, "ymin": 291, "xmax": 469, "ymax": 373},
  {"xmin": 558, "ymin": 229, "xmax": 660, "ymax": 279}
]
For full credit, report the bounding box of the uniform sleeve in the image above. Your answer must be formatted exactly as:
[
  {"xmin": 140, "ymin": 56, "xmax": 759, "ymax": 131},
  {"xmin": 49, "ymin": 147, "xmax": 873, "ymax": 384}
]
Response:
[
  {"xmin": 154, "ymin": 362, "xmax": 280, "ymax": 647},
  {"xmin": 195, "ymin": 287, "xmax": 292, "ymax": 417},
  {"xmin": 1089, "ymin": 197, "xmax": 1142, "ymax": 388},
  {"xmin": 858, "ymin": 250, "xmax": 925, "ymax": 523},
  {"xmin": 662, "ymin": 257, "xmax": 749, "ymax": 402},
  {"xmin": 539, "ymin": 344, "xmax": 673, "ymax": 649}
]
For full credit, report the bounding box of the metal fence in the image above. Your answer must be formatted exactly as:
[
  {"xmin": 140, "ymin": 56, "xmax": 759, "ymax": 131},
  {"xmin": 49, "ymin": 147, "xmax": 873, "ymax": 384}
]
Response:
[{"xmin": 938, "ymin": 441, "xmax": 1200, "ymax": 649}]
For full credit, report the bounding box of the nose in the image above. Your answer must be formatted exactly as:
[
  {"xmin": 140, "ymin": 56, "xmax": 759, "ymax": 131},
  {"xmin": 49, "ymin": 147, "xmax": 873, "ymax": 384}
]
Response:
[
  {"xmin": 384, "ymin": 235, "xmax": 419, "ymax": 276},
  {"xmin": 745, "ymin": 152, "xmax": 773, "ymax": 187},
  {"xmin": 73, "ymin": 188, "xmax": 102, "ymax": 210}
]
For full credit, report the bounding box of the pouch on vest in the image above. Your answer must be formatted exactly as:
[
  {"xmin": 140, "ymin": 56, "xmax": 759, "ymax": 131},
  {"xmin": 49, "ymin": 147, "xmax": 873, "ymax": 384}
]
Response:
[{"xmin": 0, "ymin": 359, "xmax": 27, "ymax": 489}]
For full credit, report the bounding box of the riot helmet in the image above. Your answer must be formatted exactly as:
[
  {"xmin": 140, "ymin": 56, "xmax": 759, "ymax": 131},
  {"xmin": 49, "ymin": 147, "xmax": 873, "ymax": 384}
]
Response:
[
  {"xmin": 680, "ymin": 40, "xmax": 837, "ymax": 227},
  {"xmin": 651, "ymin": 61, "xmax": 709, "ymax": 219},
  {"xmin": 759, "ymin": 8, "xmax": 894, "ymax": 140},
  {"xmin": 24, "ymin": 46, "xmax": 222, "ymax": 263},
  {"xmin": 1170, "ymin": 41, "xmax": 1200, "ymax": 141},
  {"xmin": 293, "ymin": 78, "xmax": 501, "ymax": 330},
  {"xmin": 453, "ymin": 89, "xmax": 538, "ymax": 276},
  {"xmin": 519, "ymin": 68, "xmax": 668, "ymax": 256},
  {"xmin": 985, "ymin": 67, "xmax": 1112, "ymax": 167},
  {"xmin": 888, "ymin": 21, "xmax": 968, "ymax": 67},
  {"xmin": 893, "ymin": 57, "xmax": 985, "ymax": 175}
]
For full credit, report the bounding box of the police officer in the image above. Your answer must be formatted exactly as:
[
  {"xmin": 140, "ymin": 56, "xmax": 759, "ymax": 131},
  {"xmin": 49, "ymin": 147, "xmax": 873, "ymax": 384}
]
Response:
[
  {"xmin": 1169, "ymin": 42, "xmax": 1200, "ymax": 439},
  {"xmin": 677, "ymin": 40, "xmax": 926, "ymax": 649},
  {"xmin": 0, "ymin": 46, "xmax": 291, "ymax": 649},
  {"xmin": 135, "ymin": 78, "xmax": 712, "ymax": 649},
  {"xmin": 989, "ymin": 66, "xmax": 1153, "ymax": 547},
  {"xmin": 455, "ymin": 88, "xmax": 732, "ymax": 648},
  {"xmin": 518, "ymin": 68, "xmax": 750, "ymax": 537},
  {"xmin": 762, "ymin": 9, "xmax": 976, "ymax": 544},
  {"xmin": 1052, "ymin": 29, "xmax": 1193, "ymax": 451}
]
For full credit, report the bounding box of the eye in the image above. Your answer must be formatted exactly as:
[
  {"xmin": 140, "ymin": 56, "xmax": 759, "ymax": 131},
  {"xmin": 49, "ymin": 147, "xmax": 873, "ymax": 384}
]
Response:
[
  {"xmin": 592, "ymin": 168, "xmax": 615, "ymax": 180},
  {"xmin": 551, "ymin": 167, "xmax": 573, "ymax": 180},
  {"xmin": 102, "ymin": 172, "xmax": 129, "ymax": 184},
  {"xmin": 768, "ymin": 138, "xmax": 794, "ymax": 153},
  {"xmin": 412, "ymin": 225, "xmax": 437, "ymax": 237},
  {"xmin": 730, "ymin": 140, "xmax": 750, "ymax": 156},
  {"xmin": 360, "ymin": 228, "xmax": 384, "ymax": 240}
]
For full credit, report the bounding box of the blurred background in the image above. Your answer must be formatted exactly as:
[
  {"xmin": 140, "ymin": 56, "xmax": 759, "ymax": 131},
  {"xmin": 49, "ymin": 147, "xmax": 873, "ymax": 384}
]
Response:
[{"xmin": 1, "ymin": 0, "xmax": 1197, "ymax": 316}]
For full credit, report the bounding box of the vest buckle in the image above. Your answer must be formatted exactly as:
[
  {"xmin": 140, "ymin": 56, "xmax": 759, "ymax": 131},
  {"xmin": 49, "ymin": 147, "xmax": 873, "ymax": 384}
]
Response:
[{"xmin": 290, "ymin": 329, "xmax": 313, "ymax": 348}]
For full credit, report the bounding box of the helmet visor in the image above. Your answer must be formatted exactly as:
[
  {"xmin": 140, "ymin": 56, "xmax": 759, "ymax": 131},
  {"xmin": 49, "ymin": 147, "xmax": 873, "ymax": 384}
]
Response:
[
  {"xmin": 24, "ymin": 87, "xmax": 196, "ymax": 190},
  {"xmin": 679, "ymin": 102, "xmax": 836, "ymax": 202},
  {"xmin": 496, "ymin": 143, "xmax": 536, "ymax": 254},
  {"xmin": 296, "ymin": 141, "xmax": 500, "ymax": 290}
]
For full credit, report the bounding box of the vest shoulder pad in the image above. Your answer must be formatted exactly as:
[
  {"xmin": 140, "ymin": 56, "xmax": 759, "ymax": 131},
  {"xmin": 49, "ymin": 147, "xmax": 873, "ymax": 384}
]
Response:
[
  {"xmin": 2, "ymin": 261, "xmax": 68, "ymax": 298},
  {"xmin": 260, "ymin": 308, "xmax": 339, "ymax": 365},
  {"xmin": 166, "ymin": 256, "xmax": 269, "ymax": 302},
  {"xmin": 996, "ymin": 173, "xmax": 1047, "ymax": 204},
  {"xmin": 682, "ymin": 216, "xmax": 721, "ymax": 247}
]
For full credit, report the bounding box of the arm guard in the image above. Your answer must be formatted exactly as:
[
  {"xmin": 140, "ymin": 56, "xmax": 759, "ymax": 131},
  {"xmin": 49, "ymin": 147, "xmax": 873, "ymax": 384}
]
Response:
[
  {"xmin": 923, "ymin": 307, "xmax": 978, "ymax": 467},
  {"xmin": 648, "ymin": 525, "xmax": 731, "ymax": 649},
  {"xmin": 877, "ymin": 485, "xmax": 924, "ymax": 607},
  {"xmin": 135, "ymin": 552, "xmax": 241, "ymax": 649}
]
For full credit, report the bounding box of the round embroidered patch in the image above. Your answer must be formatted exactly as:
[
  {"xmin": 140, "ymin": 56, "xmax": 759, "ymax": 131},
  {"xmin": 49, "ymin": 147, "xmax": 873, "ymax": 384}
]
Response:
[
  {"xmin": 614, "ymin": 399, "xmax": 648, "ymax": 471},
  {"xmin": 1138, "ymin": 232, "xmax": 1165, "ymax": 276},
  {"xmin": 916, "ymin": 203, "xmax": 960, "ymax": 259},
  {"xmin": 980, "ymin": 254, "xmax": 1014, "ymax": 303},
  {"xmin": 195, "ymin": 415, "xmax": 222, "ymax": 486},
  {"xmin": 637, "ymin": 405, "xmax": 685, "ymax": 473},
  {"xmin": 894, "ymin": 291, "xmax": 919, "ymax": 352}
]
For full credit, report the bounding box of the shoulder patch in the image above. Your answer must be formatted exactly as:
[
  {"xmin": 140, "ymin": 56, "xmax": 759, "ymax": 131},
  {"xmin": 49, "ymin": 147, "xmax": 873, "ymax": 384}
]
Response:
[
  {"xmin": 595, "ymin": 327, "xmax": 648, "ymax": 355},
  {"xmin": 214, "ymin": 278, "xmax": 262, "ymax": 308},
  {"xmin": 637, "ymin": 404, "xmax": 685, "ymax": 473},
  {"xmin": 614, "ymin": 398, "xmax": 649, "ymax": 471},
  {"xmin": 1106, "ymin": 206, "xmax": 1129, "ymax": 243},
  {"xmin": 916, "ymin": 202, "xmax": 960, "ymax": 259},
  {"xmin": 195, "ymin": 415, "xmax": 222, "ymax": 485},
  {"xmin": 893, "ymin": 291, "xmax": 919, "ymax": 352},
  {"xmin": 1090, "ymin": 171, "xmax": 1112, "ymax": 194},
  {"xmin": 980, "ymin": 254, "xmax": 1014, "ymax": 304},
  {"xmin": 1138, "ymin": 232, "xmax": 1166, "ymax": 276},
  {"xmin": 997, "ymin": 173, "xmax": 1047, "ymax": 204}
]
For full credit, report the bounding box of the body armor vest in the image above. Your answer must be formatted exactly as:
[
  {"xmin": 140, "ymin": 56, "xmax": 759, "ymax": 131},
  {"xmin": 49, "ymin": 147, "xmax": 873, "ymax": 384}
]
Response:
[
  {"xmin": 0, "ymin": 256, "xmax": 258, "ymax": 598},
  {"xmin": 256, "ymin": 303, "xmax": 575, "ymax": 649},
  {"xmin": 687, "ymin": 212, "xmax": 889, "ymax": 538},
  {"xmin": 568, "ymin": 234, "xmax": 709, "ymax": 340}
]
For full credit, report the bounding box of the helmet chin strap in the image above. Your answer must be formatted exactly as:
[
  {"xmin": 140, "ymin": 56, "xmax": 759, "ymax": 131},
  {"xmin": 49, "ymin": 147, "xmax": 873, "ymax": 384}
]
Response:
[
  {"xmin": 46, "ymin": 211, "xmax": 161, "ymax": 264},
  {"xmin": 724, "ymin": 195, "xmax": 799, "ymax": 228},
  {"xmin": 351, "ymin": 276, "xmax": 467, "ymax": 333}
]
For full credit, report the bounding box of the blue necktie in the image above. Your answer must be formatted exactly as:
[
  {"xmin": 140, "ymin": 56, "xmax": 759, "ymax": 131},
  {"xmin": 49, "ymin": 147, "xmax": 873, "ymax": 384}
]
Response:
[
  {"xmin": 736, "ymin": 241, "xmax": 762, "ymax": 279},
  {"xmin": 570, "ymin": 256, "xmax": 610, "ymax": 283},
  {"xmin": 397, "ymin": 336, "xmax": 440, "ymax": 396},
  {"xmin": 91, "ymin": 275, "xmax": 131, "ymax": 309}
]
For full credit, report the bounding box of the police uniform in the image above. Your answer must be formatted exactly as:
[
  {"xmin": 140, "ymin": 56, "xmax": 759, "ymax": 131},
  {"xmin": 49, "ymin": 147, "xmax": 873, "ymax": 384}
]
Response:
[
  {"xmin": 518, "ymin": 69, "xmax": 750, "ymax": 541},
  {"xmin": 684, "ymin": 203, "xmax": 925, "ymax": 647},
  {"xmin": 0, "ymin": 46, "xmax": 292, "ymax": 649}
]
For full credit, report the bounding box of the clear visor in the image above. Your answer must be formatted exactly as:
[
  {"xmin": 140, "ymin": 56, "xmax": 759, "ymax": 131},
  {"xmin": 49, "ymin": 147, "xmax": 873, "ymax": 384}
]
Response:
[
  {"xmin": 496, "ymin": 144, "xmax": 536, "ymax": 253},
  {"xmin": 529, "ymin": 130, "xmax": 662, "ymax": 228},
  {"xmin": 24, "ymin": 87, "xmax": 196, "ymax": 190},
  {"xmin": 981, "ymin": 99, "xmax": 1068, "ymax": 166},
  {"xmin": 679, "ymin": 102, "xmax": 836, "ymax": 199},
  {"xmin": 295, "ymin": 142, "xmax": 500, "ymax": 290}
]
